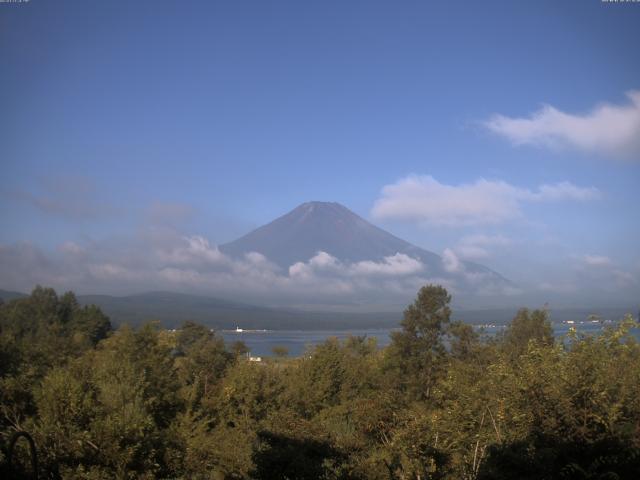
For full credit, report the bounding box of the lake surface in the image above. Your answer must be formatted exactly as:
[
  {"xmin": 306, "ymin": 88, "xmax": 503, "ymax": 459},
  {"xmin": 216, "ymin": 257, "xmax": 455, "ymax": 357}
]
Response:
[
  {"xmin": 220, "ymin": 322, "xmax": 638, "ymax": 357},
  {"xmin": 221, "ymin": 328, "xmax": 396, "ymax": 357}
]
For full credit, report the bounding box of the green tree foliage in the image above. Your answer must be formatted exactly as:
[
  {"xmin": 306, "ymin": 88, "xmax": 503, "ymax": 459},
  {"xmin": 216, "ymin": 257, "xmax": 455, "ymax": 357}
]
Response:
[
  {"xmin": 1, "ymin": 286, "xmax": 639, "ymax": 479},
  {"xmin": 385, "ymin": 284, "xmax": 451, "ymax": 400},
  {"xmin": 0, "ymin": 287, "xmax": 112, "ymax": 441},
  {"xmin": 501, "ymin": 307, "xmax": 554, "ymax": 359},
  {"xmin": 174, "ymin": 321, "xmax": 233, "ymax": 411},
  {"xmin": 476, "ymin": 315, "xmax": 640, "ymax": 479}
]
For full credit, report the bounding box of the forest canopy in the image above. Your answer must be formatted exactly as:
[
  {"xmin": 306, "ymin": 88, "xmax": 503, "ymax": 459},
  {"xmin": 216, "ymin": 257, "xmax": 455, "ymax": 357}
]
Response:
[{"xmin": 1, "ymin": 285, "xmax": 639, "ymax": 479}]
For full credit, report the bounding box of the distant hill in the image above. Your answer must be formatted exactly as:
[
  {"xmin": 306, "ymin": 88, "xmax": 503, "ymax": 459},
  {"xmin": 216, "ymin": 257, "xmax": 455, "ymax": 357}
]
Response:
[
  {"xmin": 75, "ymin": 291, "xmax": 401, "ymax": 330},
  {"xmin": 1, "ymin": 288, "xmax": 399, "ymax": 329},
  {"xmin": 220, "ymin": 201, "xmax": 510, "ymax": 291},
  {"xmin": 0, "ymin": 289, "xmax": 27, "ymax": 302},
  {"xmin": 2, "ymin": 288, "xmax": 635, "ymax": 329}
]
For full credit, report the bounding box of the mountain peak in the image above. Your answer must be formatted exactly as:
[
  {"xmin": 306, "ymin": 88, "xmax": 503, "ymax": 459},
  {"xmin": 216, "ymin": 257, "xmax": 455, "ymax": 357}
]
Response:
[
  {"xmin": 298, "ymin": 201, "xmax": 342, "ymax": 208},
  {"xmin": 287, "ymin": 201, "xmax": 364, "ymax": 225},
  {"xmin": 218, "ymin": 201, "xmax": 508, "ymax": 291},
  {"xmin": 220, "ymin": 201, "xmax": 422, "ymax": 268},
  {"xmin": 293, "ymin": 201, "xmax": 352, "ymax": 215}
]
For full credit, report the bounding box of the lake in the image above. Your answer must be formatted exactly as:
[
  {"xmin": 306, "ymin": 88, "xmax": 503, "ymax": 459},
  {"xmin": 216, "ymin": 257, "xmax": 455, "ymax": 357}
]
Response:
[{"xmin": 220, "ymin": 322, "xmax": 638, "ymax": 357}]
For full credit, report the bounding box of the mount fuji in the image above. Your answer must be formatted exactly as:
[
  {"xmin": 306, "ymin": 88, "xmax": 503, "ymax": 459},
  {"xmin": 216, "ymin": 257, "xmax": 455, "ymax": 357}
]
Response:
[{"xmin": 220, "ymin": 201, "xmax": 511, "ymax": 296}]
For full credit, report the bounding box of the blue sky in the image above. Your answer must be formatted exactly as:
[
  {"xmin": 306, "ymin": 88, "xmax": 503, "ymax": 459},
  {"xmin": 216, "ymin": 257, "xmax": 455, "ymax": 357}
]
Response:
[{"xmin": 1, "ymin": 0, "xmax": 639, "ymax": 307}]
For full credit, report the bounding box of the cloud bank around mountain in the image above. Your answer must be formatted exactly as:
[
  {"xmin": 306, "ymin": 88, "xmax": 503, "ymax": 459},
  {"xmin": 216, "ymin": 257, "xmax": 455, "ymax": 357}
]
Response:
[
  {"xmin": 484, "ymin": 90, "xmax": 640, "ymax": 160},
  {"xmin": 1, "ymin": 230, "xmax": 637, "ymax": 308},
  {"xmin": 371, "ymin": 175, "xmax": 599, "ymax": 226},
  {"xmin": 1, "ymin": 231, "xmax": 511, "ymax": 305}
]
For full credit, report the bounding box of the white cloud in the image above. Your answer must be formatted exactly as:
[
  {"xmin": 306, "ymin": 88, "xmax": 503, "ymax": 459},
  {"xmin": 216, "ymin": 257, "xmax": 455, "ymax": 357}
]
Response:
[
  {"xmin": 289, "ymin": 251, "xmax": 424, "ymax": 279},
  {"xmin": 571, "ymin": 254, "xmax": 638, "ymax": 290},
  {"xmin": 58, "ymin": 241, "xmax": 86, "ymax": 256},
  {"xmin": 485, "ymin": 90, "xmax": 640, "ymax": 159},
  {"xmin": 243, "ymin": 251, "xmax": 279, "ymax": 271},
  {"xmin": 157, "ymin": 235, "xmax": 230, "ymax": 269},
  {"xmin": 288, "ymin": 252, "xmax": 340, "ymax": 279},
  {"xmin": 308, "ymin": 251, "xmax": 341, "ymax": 270},
  {"xmin": 583, "ymin": 254, "xmax": 612, "ymax": 267},
  {"xmin": 440, "ymin": 247, "xmax": 521, "ymax": 297},
  {"xmin": 529, "ymin": 182, "xmax": 601, "ymax": 202},
  {"xmin": 3, "ymin": 234, "xmax": 636, "ymax": 306},
  {"xmin": 349, "ymin": 253, "xmax": 424, "ymax": 276},
  {"xmin": 0, "ymin": 237, "xmax": 442, "ymax": 304},
  {"xmin": 371, "ymin": 175, "xmax": 599, "ymax": 226},
  {"xmin": 88, "ymin": 263, "xmax": 141, "ymax": 281},
  {"xmin": 454, "ymin": 234, "xmax": 512, "ymax": 260},
  {"xmin": 442, "ymin": 248, "xmax": 464, "ymax": 273}
]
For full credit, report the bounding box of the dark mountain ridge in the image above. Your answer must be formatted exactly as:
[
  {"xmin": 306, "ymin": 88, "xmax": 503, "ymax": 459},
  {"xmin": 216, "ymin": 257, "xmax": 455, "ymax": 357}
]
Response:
[
  {"xmin": 2, "ymin": 289, "xmax": 634, "ymax": 330},
  {"xmin": 0, "ymin": 289, "xmax": 27, "ymax": 302},
  {"xmin": 3, "ymin": 289, "xmax": 400, "ymax": 329}
]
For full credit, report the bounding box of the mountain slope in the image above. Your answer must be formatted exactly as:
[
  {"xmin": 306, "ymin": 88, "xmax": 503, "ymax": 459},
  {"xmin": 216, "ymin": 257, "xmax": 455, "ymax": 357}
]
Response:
[
  {"xmin": 220, "ymin": 201, "xmax": 508, "ymax": 285},
  {"xmin": 221, "ymin": 202, "xmax": 441, "ymax": 268}
]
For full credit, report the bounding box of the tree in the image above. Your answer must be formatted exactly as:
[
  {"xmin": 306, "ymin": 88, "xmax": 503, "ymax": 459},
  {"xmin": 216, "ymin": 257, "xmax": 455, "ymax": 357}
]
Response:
[
  {"xmin": 386, "ymin": 285, "xmax": 451, "ymax": 400},
  {"xmin": 502, "ymin": 308, "xmax": 553, "ymax": 359},
  {"xmin": 231, "ymin": 340, "xmax": 250, "ymax": 358},
  {"xmin": 448, "ymin": 320, "xmax": 480, "ymax": 361},
  {"xmin": 174, "ymin": 321, "xmax": 232, "ymax": 412},
  {"xmin": 69, "ymin": 304, "xmax": 112, "ymax": 345}
]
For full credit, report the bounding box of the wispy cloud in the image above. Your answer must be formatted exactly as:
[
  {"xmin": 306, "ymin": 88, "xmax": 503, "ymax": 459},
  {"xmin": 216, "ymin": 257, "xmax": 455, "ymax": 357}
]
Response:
[
  {"xmin": 371, "ymin": 175, "xmax": 599, "ymax": 226},
  {"xmin": 440, "ymin": 247, "xmax": 520, "ymax": 296},
  {"xmin": 147, "ymin": 201, "xmax": 195, "ymax": 227},
  {"xmin": 573, "ymin": 254, "xmax": 637, "ymax": 289},
  {"xmin": 484, "ymin": 90, "xmax": 640, "ymax": 159},
  {"xmin": 157, "ymin": 235, "xmax": 230, "ymax": 270},
  {"xmin": 442, "ymin": 248, "xmax": 464, "ymax": 273},
  {"xmin": 0, "ymin": 236, "xmax": 438, "ymax": 304},
  {"xmin": 8, "ymin": 175, "xmax": 118, "ymax": 221},
  {"xmin": 3, "ymin": 235, "xmax": 636, "ymax": 306},
  {"xmin": 455, "ymin": 234, "xmax": 512, "ymax": 260},
  {"xmin": 582, "ymin": 254, "xmax": 612, "ymax": 267}
]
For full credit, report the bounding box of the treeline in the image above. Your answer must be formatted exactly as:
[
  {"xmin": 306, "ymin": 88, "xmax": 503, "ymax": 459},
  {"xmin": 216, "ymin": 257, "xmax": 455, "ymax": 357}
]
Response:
[{"xmin": 1, "ymin": 285, "xmax": 639, "ymax": 479}]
